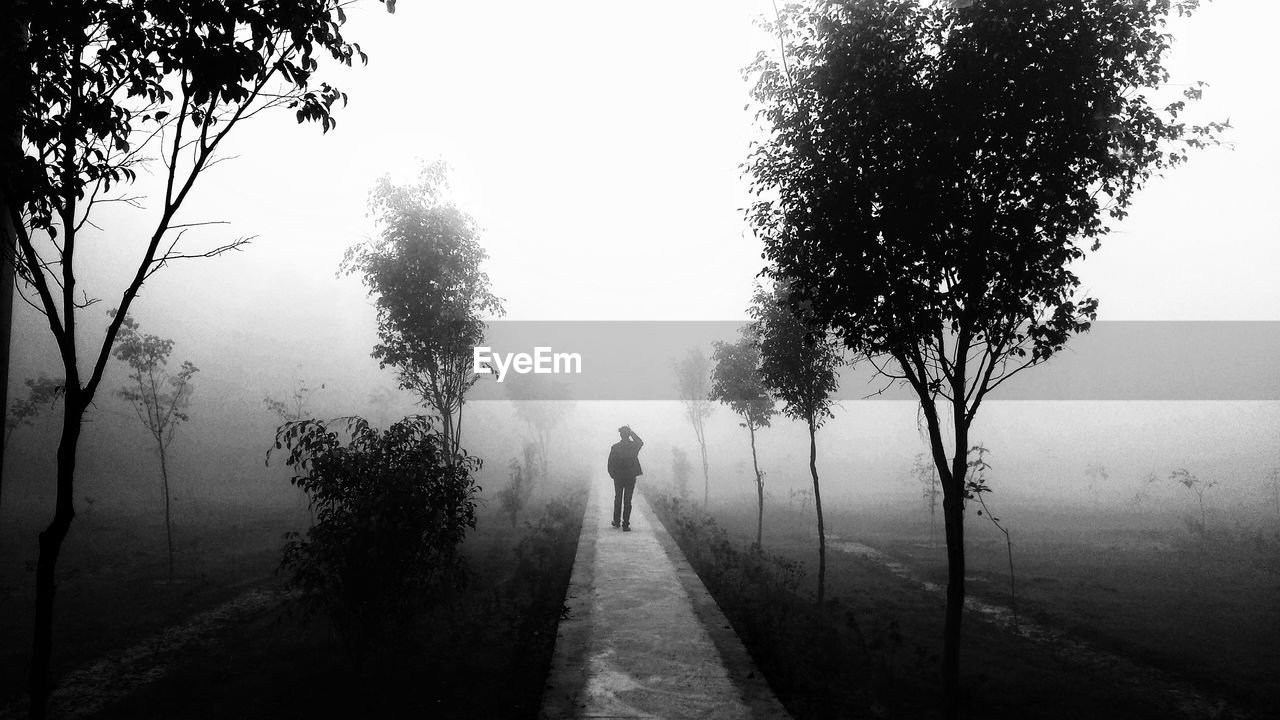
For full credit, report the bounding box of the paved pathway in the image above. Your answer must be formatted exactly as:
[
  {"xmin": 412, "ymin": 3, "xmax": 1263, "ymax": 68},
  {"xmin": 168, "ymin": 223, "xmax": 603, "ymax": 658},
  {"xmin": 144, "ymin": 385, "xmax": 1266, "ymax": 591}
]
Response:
[{"xmin": 540, "ymin": 481, "xmax": 791, "ymax": 720}]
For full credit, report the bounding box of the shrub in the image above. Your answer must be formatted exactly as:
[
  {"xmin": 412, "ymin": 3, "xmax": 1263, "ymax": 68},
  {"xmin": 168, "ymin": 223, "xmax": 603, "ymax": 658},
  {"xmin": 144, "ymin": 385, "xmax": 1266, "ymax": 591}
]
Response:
[{"xmin": 271, "ymin": 415, "xmax": 480, "ymax": 656}]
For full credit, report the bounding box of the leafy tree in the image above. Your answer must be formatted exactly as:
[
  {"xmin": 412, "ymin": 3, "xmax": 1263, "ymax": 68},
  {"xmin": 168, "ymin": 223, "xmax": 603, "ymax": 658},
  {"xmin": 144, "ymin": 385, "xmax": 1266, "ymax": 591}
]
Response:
[
  {"xmin": 671, "ymin": 446, "xmax": 693, "ymax": 500},
  {"xmin": 749, "ymin": 281, "xmax": 842, "ymax": 602},
  {"xmin": 745, "ymin": 0, "xmax": 1225, "ymax": 708},
  {"xmin": 674, "ymin": 347, "xmax": 714, "ymax": 507},
  {"xmin": 112, "ymin": 312, "xmax": 197, "ymax": 585},
  {"xmin": 272, "ymin": 415, "xmax": 479, "ymax": 660},
  {"xmin": 4, "ymin": 375, "xmax": 62, "ymax": 448},
  {"xmin": 1, "ymin": 1, "xmax": 371, "ymax": 712},
  {"xmin": 342, "ymin": 161, "xmax": 504, "ymax": 462},
  {"xmin": 710, "ymin": 328, "xmax": 776, "ymax": 548}
]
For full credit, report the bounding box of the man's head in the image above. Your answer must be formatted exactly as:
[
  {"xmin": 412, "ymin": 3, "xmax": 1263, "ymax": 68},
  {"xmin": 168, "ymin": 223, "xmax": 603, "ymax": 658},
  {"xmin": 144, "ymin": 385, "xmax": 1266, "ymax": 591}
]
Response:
[{"xmin": 618, "ymin": 425, "xmax": 631, "ymax": 440}]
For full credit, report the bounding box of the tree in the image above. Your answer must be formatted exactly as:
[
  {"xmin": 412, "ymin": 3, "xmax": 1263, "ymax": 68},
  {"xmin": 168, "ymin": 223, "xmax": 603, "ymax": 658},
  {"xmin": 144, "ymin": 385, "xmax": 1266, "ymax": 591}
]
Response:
[
  {"xmin": 112, "ymin": 312, "xmax": 196, "ymax": 584},
  {"xmin": 1084, "ymin": 463, "xmax": 1109, "ymax": 508},
  {"xmin": 263, "ymin": 372, "xmax": 325, "ymax": 521},
  {"xmin": 745, "ymin": 0, "xmax": 1225, "ymax": 710},
  {"xmin": 4, "ymin": 375, "xmax": 62, "ymax": 448},
  {"xmin": 342, "ymin": 161, "xmax": 504, "ymax": 462},
  {"xmin": 710, "ymin": 328, "xmax": 776, "ymax": 548},
  {"xmin": 1168, "ymin": 467, "xmax": 1218, "ymax": 535},
  {"xmin": 497, "ymin": 444, "xmax": 537, "ymax": 528},
  {"xmin": 674, "ymin": 347, "xmax": 714, "ymax": 507},
  {"xmin": 264, "ymin": 374, "xmax": 325, "ymax": 424},
  {"xmin": 965, "ymin": 444, "xmax": 1018, "ymax": 631},
  {"xmin": 2, "ymin": 375, "xmax": 62, "ymax": 527},
  {"xmin": 913, "ymin": 452, "xmax": 941, "ymax": 547},
  {"xmin": 3, "ymin": 2, "xmax": 369, "ymax": 714},
  {"xmin": 749, "ymin": 281, "xmax": 842, "ymax": 602},
  {"xmin": 671, "ymin": 446, "xmax": 693, "ymax": 500},
  {"xmin": 504, "ymin": 376, "xmax": 572, "ymax": 483},
  {"xmin": 271, "ymin": 415, "xmax": 479, "ymax": 659}
]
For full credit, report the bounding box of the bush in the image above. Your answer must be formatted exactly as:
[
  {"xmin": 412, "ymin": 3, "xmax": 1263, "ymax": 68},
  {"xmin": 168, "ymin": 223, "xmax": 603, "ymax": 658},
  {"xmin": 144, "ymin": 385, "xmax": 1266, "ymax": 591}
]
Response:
[{"xmin": 271, "ymin": 415, "xmax": 480, "ymax": 657}]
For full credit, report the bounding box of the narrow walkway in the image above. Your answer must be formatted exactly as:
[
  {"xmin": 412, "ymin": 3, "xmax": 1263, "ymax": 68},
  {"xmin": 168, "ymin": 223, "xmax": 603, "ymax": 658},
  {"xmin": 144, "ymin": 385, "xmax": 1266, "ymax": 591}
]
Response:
[{"xmin": 540, "ymin": 481, "xmax": 791, "ymax": 720}]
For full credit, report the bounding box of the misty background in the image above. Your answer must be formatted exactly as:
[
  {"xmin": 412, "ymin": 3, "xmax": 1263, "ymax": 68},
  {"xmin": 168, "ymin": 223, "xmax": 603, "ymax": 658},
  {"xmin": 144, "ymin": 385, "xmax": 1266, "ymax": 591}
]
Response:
[{"xmin": 4, "ymin": 0, "xmax": 1279, "ymax": 544}]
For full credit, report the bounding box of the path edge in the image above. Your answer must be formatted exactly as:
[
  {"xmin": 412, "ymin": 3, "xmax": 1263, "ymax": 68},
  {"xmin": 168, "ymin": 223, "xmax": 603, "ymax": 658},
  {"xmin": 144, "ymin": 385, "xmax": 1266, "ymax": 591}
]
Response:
[{"xmin": 639, "ymin": 492, "xmax": 793, "ymax": 720}]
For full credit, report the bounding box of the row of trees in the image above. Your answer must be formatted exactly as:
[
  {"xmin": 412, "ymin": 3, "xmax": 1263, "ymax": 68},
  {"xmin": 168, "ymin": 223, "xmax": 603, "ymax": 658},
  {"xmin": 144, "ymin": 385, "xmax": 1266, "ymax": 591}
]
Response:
[
  {"xmin": 721, "ymin": 0, "xmax": 1225, "ymax": 715},
  {"xmin": 0, "ymin": 0, "xmax": 400, "ymax": 715}
]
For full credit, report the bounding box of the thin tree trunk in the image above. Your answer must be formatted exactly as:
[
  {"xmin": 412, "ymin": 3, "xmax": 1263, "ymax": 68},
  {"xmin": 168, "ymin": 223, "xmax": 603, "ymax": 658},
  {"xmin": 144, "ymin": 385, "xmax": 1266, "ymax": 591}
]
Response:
[
  {"xmin": 749, "ymin": 421, "xmax": 762, "ymax": 548},
  {"xmin": 29, "ymin": 396, "xmax": 81, "ymax": 720},
  {"xmin": 941, "ymin": 490, "xmax": 965, "ymax": 718},
  {"xmin": 808, "ymin": 417, "xmax": 825, "ymax": 606},
  {"xmin": 159, "ymin": 441, "xmax": 173, "ymax": 584}
]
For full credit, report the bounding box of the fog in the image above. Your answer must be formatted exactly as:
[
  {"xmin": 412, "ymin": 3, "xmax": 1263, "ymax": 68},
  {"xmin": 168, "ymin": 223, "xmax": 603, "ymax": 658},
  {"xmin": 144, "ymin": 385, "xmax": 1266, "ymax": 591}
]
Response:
[{"xmin": 3, "ymin": 0, "xmax": 1277, "ymax": 610}]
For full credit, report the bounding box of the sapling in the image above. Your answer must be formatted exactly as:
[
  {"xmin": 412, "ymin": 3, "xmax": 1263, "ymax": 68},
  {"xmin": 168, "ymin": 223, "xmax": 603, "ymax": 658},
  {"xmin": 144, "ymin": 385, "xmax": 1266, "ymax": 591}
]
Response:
[
  {"xmin": 112, "ymin": 312, "xmax": 198, "ymax": 585},
  {"xmin": 966, "ymin": 445, "xmax": 1018, "ymax": 632},
  {"xmin": 1084, "ymin": 463, "xmax": 1109, "ymax": 509},
  {"xmin": 1169, "ymin": 468, "xmax": 1218, "ymax": 536},
  {"xmin": 264, "ymin": 373, "xmax": 325, "ymax": 521},
  {"xmin": 914, "ymin": 452, "xmax": 941, "ymax": 547}
]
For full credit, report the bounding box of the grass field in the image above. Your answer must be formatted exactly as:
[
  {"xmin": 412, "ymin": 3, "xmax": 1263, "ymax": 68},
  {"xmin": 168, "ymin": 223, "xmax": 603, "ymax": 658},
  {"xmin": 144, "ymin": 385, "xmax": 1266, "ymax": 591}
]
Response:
[
  {"xmin": 0, "ymin": 482, "xmax": 585, "ymax": 719},
  {"xmin": 650, "ymin": 490, "xmax": 1280, "ymax": 720}
]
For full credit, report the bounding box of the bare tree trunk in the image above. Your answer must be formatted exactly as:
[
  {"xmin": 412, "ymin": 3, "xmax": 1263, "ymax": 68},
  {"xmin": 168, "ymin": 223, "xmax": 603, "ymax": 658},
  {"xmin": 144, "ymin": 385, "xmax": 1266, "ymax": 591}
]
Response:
[
  {"xmin": 808, "ymin": 417, "xmax": 826, "ymax": 606},
  {"xmin": 159, "ymin": 441, "xmax": 173, "ymax": 584},
  {"xmin": 29, "ymin": 395, "xmax": 82, "ymax": 720},
  {"xmin": 749, "ymin": 421, "xmax": 763, "ymax": 548},
  {"xmin": 941, "ymin": 488, "xmax": 965, "ymax": 718},
  {"xmin": 940, "ymin": 418, "xmax": 969, "ymax": 719}
]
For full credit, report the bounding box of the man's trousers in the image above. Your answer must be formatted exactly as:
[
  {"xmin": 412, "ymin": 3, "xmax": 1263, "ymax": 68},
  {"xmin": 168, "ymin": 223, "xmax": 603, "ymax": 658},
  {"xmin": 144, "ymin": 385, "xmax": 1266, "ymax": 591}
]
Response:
[{"xmin": 612, "ymin": 476, "xmax": 637, "ymax": 526}]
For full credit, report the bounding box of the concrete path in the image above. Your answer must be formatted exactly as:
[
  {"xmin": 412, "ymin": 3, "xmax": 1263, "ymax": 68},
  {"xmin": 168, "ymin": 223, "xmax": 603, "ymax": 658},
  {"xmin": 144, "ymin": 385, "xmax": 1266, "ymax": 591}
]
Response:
[{"xmin": 540, "ymin": 480, "xmax": 791, "ymax": 720}]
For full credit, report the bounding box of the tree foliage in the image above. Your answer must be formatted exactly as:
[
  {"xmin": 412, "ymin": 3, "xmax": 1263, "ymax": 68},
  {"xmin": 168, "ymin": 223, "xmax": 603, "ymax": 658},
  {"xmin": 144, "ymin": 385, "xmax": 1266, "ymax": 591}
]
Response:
[
  {"xmin": 749, "ymin": 281, "xmax": 842, "ymax": 429},
  {"xmin": 342, "ymin": 161, "xmax": 504, "ymax": 458},
  {"xmin": 745, "ymin": 0, "xmax": 1225, "ymax": 709},
  {"xmin": 272, "ymin": 415, "xmax": 480, "ymax": 656},
  {"xmin": 113, "ymin": 312, "xmax": 197, "ymax": 452},
  {"xmin": 4, "ymin": 375, "xmax": 62, "ymax": 448},
  {"xmin": 710, "ymin": 330, "xmax": 776, "ymax": 433}
]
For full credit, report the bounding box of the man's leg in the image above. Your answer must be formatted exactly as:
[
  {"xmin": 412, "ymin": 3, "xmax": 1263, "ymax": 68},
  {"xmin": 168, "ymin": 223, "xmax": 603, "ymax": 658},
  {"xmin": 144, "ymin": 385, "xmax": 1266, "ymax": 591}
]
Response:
[
  {"xmin": 621, "ymin": 478, "xmax": 636, "ymax": 529},
  {"xmin": 612, "ymin": 477, "xmax": 623, "ymax": 527}
]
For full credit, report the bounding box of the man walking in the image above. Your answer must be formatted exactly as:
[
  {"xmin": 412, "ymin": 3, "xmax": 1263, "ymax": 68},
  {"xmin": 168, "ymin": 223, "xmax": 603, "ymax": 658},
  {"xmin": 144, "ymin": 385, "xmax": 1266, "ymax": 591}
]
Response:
[{"xmin": 607, "ymin": 425, "xmax": 644, "ymax": 531}]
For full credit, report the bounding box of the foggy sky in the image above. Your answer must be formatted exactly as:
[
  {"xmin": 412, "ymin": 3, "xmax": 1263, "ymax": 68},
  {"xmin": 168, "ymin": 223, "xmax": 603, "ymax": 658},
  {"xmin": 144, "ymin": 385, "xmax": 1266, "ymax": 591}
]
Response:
[{"xmin": 6, "ymin": 1, "xmax": 1280, "ymax": 527}]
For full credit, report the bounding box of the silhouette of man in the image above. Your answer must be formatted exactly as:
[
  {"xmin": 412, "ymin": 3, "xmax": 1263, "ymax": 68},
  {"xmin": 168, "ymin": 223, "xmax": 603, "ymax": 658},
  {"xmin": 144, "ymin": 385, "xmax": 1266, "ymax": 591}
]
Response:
[{"xmin": 607, "ymin": 425, "xmax": 644, "ymax": 531}]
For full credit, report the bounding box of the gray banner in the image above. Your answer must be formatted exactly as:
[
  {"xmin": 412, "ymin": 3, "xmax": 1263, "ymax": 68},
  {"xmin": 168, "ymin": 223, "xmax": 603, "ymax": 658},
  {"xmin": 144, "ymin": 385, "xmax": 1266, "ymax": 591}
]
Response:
[{"xmin": 466, "ymin": 321, "xmax": 1280, "ymax": 401}]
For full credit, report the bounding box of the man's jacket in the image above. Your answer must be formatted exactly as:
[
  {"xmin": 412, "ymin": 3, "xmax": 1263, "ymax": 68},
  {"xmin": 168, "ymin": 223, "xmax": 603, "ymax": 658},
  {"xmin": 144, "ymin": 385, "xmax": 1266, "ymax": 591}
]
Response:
[{"xmin": 607, "ymin": 438, "xmax": 644, "ymax": 480}]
